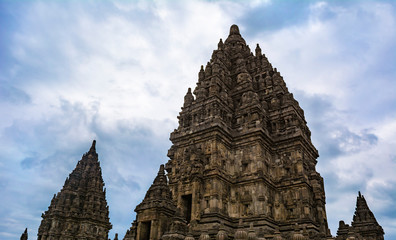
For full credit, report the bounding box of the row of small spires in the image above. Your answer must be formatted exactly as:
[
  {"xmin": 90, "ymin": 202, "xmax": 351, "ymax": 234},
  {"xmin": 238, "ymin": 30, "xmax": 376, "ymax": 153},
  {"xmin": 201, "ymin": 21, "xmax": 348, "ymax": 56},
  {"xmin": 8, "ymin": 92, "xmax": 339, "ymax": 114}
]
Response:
[
  {"xmin": 198, "ymin": 41, "xmax": 268, "ymax": 77},
  {"xmin": 216, "ymin": 37, "xmax": 263, "ymax": 55}
]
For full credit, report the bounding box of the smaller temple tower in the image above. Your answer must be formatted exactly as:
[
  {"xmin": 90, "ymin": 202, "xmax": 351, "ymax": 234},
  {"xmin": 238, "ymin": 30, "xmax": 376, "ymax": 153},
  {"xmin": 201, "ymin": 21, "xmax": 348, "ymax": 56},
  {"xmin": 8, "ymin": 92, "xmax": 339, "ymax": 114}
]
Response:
[
  {"xmin": 37, "ymin": 140, "xmax": 112, "ymax": 240},
  {"xmin": 336, "ymin": 192, "xmax": 384, "ymax": 240},
  {"xmin": 123, "ymin": 165, "xmax": 178, "ymax": 240}
]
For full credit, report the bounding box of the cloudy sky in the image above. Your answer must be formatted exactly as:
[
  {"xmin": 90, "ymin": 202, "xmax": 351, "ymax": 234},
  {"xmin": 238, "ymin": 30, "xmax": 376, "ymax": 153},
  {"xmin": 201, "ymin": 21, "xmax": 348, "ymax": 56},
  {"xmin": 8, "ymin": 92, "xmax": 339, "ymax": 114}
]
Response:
[{"xmin": 0, "ymin": 0, "xmax": 395, "ymax": 239}]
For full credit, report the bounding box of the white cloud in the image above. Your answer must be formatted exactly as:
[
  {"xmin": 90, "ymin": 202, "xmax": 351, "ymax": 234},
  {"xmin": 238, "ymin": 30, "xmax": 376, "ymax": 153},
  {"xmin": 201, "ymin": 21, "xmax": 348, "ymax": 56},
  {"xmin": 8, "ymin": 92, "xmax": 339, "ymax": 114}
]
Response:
[
  {"xmin": 329, "ymin": 119, "xmax": 396, "ymax": 188},
  {"xmin": 254, "ymin": 2, "xmax": 396, "ymax": 116}
]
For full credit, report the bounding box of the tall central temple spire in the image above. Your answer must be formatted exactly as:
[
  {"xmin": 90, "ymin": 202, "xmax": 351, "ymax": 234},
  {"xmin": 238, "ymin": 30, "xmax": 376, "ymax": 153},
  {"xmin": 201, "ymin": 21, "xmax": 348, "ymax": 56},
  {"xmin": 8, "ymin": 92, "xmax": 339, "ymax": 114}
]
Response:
[
  {"xmin": 124, "ymin": 24, "xmax": 330, "ymax": 240},
  {"xmin": 164, "ymin": 24, "xmax": 328, "ymax": 239}
]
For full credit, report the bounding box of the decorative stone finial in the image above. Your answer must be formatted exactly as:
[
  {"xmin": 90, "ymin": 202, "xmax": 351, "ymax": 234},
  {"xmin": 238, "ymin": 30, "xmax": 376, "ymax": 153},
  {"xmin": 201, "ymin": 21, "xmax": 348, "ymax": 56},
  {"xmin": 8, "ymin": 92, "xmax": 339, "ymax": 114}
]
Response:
[
  {"xmin": 154, "ymin": 164, "xmax": 167, "ymax": 184},
  {"xmin": 218, "ymin": 38, "xmax": 224, "ymax": 50},
  {"xmin": 217, "ymin": 228, "xmax": 229, "ymax": 240},
  {"xmin": 230, "ymin": 24, "xmax": 240, "ymax": 35},
  {"xmin": 184, "ymin": 88, "xmax": 194, "ymax": 107},
  {"xmin": 255, "ymin": 44, "xmax": 262, "ymax": 57},
  {"xmin": 248, "ymin": 223, "xmax": 257, "ymax": 240},
  {"xmin": 235, "ymin": 219, "xmax": 248, "ymax": 240},
  {"xmin": 198, "ymin": 65, "xmax": 205, "ymax": 81},
  {"xmin": 224, "ymin": 24, "xmax": 246, "ymax": 46},
  {"xmin": 89, "ymin": 140, "xmax": 96, "ymax": 153},
  {"xmin": 199, "ymin": 230, "xmax": 210, "ymax": 240}
]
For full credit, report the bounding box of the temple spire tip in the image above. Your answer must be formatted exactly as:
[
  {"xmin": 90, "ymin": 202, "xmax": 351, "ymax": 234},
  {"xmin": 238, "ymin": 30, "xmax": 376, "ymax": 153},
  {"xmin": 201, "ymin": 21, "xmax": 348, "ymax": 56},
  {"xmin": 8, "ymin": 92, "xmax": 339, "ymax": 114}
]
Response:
[
  {"xmin": 90, "ymin": 140, "xmax": 96, "ymax": 152},
  {"xmin": 230, "ymin": 24, "xmax": 240, "ymax": 35},
  {"xmin": 159, "ymin": 164, "xmax": 165, "ymax": 173}
]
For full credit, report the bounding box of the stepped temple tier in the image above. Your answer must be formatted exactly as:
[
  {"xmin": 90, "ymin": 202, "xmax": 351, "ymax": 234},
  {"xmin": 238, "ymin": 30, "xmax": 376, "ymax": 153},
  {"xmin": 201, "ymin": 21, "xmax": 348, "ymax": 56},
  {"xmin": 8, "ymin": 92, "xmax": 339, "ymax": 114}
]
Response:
[
  {"xmin": 32, "ymin": 25, "xmax": 384, "ymax": 240},
  {"xmin": 37, "ymin": 140, "xmax": 112, "ymax": 240}
]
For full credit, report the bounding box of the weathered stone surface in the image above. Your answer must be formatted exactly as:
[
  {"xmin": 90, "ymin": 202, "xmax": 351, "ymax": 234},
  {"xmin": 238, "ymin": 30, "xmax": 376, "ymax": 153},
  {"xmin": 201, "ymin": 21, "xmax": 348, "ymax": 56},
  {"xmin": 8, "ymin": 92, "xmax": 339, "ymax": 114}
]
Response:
[{"xmin": 37, "ymin": 140, "xmax": 112, "ymax": 240}]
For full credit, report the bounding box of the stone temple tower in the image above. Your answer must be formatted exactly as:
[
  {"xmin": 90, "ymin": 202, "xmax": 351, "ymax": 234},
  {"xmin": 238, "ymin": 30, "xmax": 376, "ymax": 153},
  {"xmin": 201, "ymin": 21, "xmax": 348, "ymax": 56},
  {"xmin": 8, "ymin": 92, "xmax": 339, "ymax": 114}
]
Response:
[
  {"xmin": 336, "ymin": 192, "xmax": 384, "ymax": 240},
  {"xmin": 124, "ymin": 24, "xmax": 331, "ymax": 240},
  {"xmin": 37, "ymin": 140, "xmax": 112, "ymax": 240}
]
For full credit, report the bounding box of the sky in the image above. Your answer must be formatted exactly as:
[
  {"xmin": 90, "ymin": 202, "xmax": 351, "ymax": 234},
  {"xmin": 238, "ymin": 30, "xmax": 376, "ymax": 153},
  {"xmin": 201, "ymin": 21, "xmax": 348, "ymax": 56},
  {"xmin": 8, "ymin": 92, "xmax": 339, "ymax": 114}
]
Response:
[{"xmin": 0, "ymin": 0, "xmax": 395, "ymax": 239}]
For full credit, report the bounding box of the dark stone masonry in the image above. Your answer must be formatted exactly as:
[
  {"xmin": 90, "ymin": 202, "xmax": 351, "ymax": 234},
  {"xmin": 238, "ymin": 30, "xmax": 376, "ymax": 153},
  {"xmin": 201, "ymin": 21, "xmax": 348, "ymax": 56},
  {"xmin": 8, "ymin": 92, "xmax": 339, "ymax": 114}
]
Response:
[
  {"xmin": 37, "ymin": 141, "xmax": 112, "ymax": 240},
  {"xmin": 32, "ymin": 25, "xmax": 384, "ymax": 240}
]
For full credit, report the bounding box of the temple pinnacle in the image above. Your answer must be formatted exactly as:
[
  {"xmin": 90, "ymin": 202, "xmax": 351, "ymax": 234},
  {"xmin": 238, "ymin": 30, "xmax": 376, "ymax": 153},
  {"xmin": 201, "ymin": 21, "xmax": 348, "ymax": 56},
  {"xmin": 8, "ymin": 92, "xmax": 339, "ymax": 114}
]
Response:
[
  {"xmin": 230, "ymin": 24, "xmax": 240, "ymax": 35},
  {"xmin": 155, "ymin": 164, "xmax": 166, "ymax": 184},
  {"xmin": 89, "ymin": 139, "xmax": 96, "ymax": 153}
]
